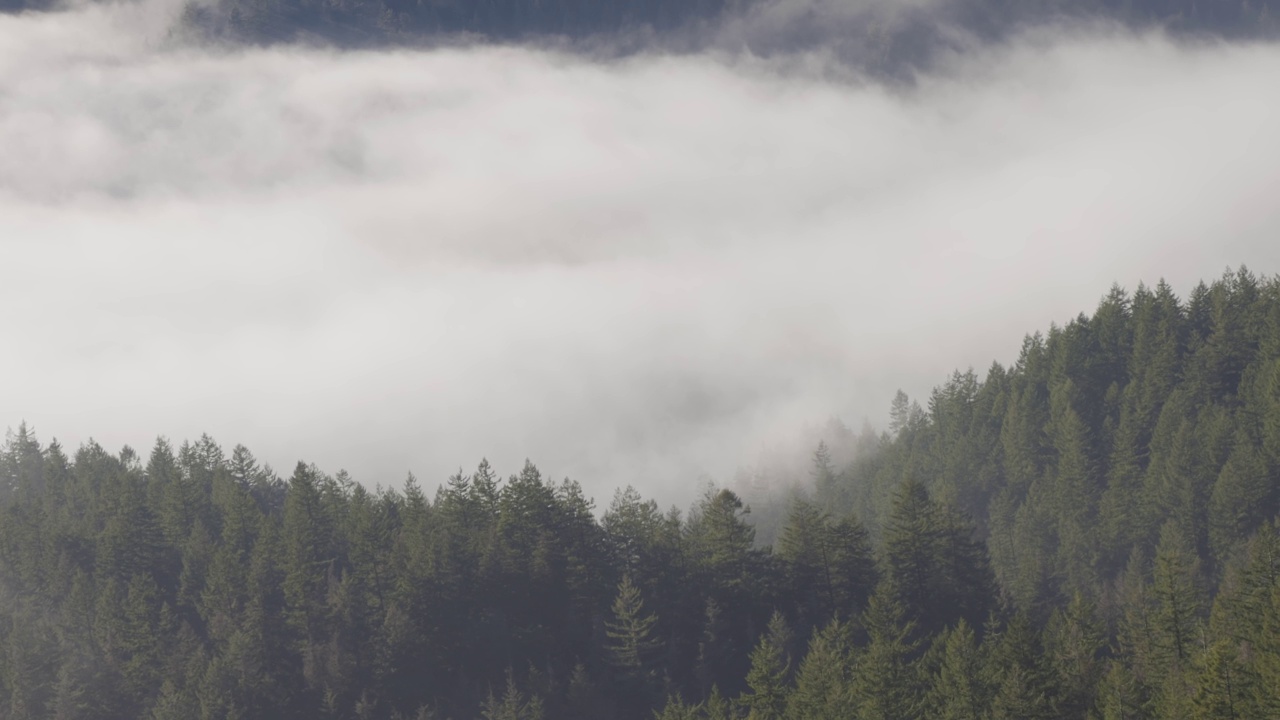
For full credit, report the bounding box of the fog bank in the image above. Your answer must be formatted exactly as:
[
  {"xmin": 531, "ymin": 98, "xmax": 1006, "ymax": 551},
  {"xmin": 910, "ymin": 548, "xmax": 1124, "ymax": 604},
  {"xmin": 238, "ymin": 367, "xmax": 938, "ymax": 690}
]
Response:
[{"xmin": 2, "ymin": 4, "xmax": 1279, "ymax": 505}]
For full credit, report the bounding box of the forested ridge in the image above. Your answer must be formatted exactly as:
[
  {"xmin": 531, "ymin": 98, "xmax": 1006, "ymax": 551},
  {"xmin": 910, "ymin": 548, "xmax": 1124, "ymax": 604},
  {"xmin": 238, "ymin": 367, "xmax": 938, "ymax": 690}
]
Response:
[
  {"xmin": 2, "ymin": 267, "xmax": 1280, "ymax": 719},
  {"xmin": 172, "ymin": 0, "xmax": 1280, "ymax": 57},
  {"xmin": 4, "ymin": 0, "xmax": 1280, "ymax": 78}
]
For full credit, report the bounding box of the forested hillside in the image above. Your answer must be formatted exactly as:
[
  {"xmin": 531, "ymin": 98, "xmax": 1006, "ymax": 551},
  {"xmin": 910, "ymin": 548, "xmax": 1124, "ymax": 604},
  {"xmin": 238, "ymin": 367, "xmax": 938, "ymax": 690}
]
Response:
[
  {"xmin": 186, "ymin": 0, "xmax": 1280, "ymax": 55},
  {"xmin": 182, "ymin": 0, "xmax": 1280, "ymax": 79},
  {"xmin": 1, "ymin": 268, "xmax": 1279, "ymax": 719},
  {"xmin": 5, "ymin": 0, "xmax": 1280, "ymax": 77},
  {"xmin": 820, "ymin": 268, "xmax": 1280, "ymax": 596}
]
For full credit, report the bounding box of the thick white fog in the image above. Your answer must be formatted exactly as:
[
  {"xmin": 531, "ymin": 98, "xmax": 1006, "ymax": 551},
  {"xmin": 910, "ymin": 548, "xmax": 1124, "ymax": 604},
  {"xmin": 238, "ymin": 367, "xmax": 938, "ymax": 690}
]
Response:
[{"xmin": 2, "ymin": 2, "xmax": 1279, "ymax": 505}]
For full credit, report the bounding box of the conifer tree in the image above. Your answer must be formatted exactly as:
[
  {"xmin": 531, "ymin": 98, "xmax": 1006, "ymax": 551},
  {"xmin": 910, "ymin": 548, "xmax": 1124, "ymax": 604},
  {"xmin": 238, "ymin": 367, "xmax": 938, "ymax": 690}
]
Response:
[
  {"xmin": 1096, "ymin": 659, "xmax": 1152, "ymax": 720},
  {"xmin": 1208, "ymin": 434, "xmax": 1274, "ymax": 563},
  {"xmin": 827, "ymin": 514, "xmax": 879, "ymax": 615},
  {"xmin": 783, "ymin": 619, "xmax": 855, "ymax": 720},
  {"xmin": 985, "ymin": 613, "xmax": 1058, "ymax": 720},
  {"xmin": 1216, "ymin": 521, "xmax": 1280, "ymax": 645},
  {"xmin": 852, "ymin": 590, "xmax": 921, "ymax": 720},
  {"xmin": 3, "ymin": 422, "xmax": 45, "ymax": 505},
  {"xmin": 1248, "ymin": 574, "xmax": 1280, "ymax": 718},
  {"xmin": 653, "ymin": 695, "xmax": 702, "ymax": 720},
  {"xmin": 1044, "ymin": 593, "xmax": 1107, "ymax": 718},
  {"xmin": 1190, "ymin": 638, "xmax": 1258, "ymax": 720},
  {"xmin": 928, "ymin": 620, "xmax": 991, "ymax": 720},
  {"xmin": 3, "ymin": 609, "xmax": 57, "ymax": 719},
  {"xmin": 739, "ymin": 611, "xmax": 792, "ymax": 720},
  {"xmin": 1151, "ymin": 521, "xmax": 1205, "ymax": 670},
  {"xmin": 883, "ymin": 479, "xmax": 994, "ymax": 637},
  {"xmin": 1048, "ymin": 384, "xmax": 1102, "ymax": 598},
  {"xmin": 481, "ymin": 671, "xmax": 544, "ymax": 720},
  {"xmin": 150, "ymin": 679, "xmax": 200, "ymax": 720},
  {"xmin": 882, "ymin": 479, "xmax": 943, "ymax": 623},
  {"xmin": 690, "ymin": 488, "xmax": 756, "ymax": 594},
  {"xmin": 1137, "ymin": 521, "xmax": 1206, "ymax": 720},
  {"xmin": 604, "ymin": 575, "xmax": 663, "ymax": 677},
  {"xmin": 564, "ymin": 663, "xmax": 605, "ymax": 720},
  {"xmin": 281, "ymin": 461, "xmax": 333, "ymax": 659},
  {"xmin": 778, "ymin": 498, "xmax": 836, "ymax": 626},
  {"xmin": 990, "ymin": 664, "xmax": 1052, "ymax": 720},
  {"xmin": 703, "ymin": 686, "xmax": 732, "ymax": 720},
  {"xmin": 889, "ymin": 390, "xmax": 912, "ymax": 436}
]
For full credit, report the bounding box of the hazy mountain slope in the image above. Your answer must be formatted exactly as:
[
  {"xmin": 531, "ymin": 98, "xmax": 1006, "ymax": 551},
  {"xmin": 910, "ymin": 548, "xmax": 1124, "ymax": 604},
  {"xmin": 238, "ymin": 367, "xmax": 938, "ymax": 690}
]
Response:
[{"xmin": 7, "ymin": 0, "xmax": 1279, "ymax": 77}]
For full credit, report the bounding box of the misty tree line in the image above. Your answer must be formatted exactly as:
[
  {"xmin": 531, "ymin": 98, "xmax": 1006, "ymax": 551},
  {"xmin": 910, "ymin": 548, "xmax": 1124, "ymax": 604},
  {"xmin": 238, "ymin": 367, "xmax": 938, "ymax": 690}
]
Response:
[
  {"xmin": 0, "ymin": 431, "xmax": 863, "ymax": 720},
  {"xmin": 184, "ymin": 0, "xmax": 1280, "ymax": 55},
  {"xmin": 4, "ymin": 0, "xmax": 1280, "ymax": 77},
  {"xmin": 1, "ymin": 266, "xmax": 1279, "ymax": 719}
]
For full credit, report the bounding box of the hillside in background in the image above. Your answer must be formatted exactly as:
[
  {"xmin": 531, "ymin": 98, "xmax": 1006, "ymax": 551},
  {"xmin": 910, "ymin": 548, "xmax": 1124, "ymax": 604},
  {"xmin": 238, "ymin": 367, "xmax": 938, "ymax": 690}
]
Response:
[
  {"xmin": 820, "ymin": 267, "xmax": 1280, "ymax": 609},
  {"xmin": 181, "ymin": 0, "xmax": 1280, "ymax": 79},
  {"xmin": 5, "ymin": 0, "xmax": 1280, "ymax": 77},
  {"xmin": 1, "ymin": 267, "xmax": 1278, "ymax": 719}
]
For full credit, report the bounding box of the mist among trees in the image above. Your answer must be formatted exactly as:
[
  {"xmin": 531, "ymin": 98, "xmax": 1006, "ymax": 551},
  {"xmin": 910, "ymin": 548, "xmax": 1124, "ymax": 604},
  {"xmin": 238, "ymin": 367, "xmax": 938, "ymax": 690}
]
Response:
[
  {"xmin": 1, "ymin": 268, "xmax": 1279, "ymax": 718},
  {"xmin": 6, "ymin": 0, "xmax": 1280, "ymax": 77}
]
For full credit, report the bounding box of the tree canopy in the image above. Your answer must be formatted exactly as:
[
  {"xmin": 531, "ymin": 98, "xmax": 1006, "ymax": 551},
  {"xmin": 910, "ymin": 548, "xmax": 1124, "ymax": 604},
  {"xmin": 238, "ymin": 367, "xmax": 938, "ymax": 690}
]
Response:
[{"xmin": 2, "ymin": 268, "xmax": 1279, "ymax": 718}]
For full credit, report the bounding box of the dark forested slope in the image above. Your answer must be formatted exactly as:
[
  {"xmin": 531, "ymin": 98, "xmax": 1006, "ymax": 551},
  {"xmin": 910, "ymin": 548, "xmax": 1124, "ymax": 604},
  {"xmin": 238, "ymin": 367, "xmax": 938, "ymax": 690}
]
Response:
[
  {"xmin": 820, "ymin": 268, "xmax": 1280, "ymax": 603},
  {"xmin": 5, "ymin": 0, "xmax": 1280, "ymax": 78},
  {"xmin": 1, "ymin": 268, "xmax": 1279, "ymax": 719},
  {"xmin": 184, "ymin": 0, "xmax": 1280, "ymax": 79}
]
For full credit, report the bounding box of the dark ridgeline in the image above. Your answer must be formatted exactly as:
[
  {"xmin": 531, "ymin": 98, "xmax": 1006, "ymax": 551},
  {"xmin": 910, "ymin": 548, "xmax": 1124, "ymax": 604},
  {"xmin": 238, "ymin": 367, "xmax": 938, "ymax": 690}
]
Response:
[
  {"xmin": 4, "ymin": 0, "xmax": 1280, "ymax": 78},
  {"xmin": 1, "ymin": 267, "xmax": 1279, "ymax": 718}
]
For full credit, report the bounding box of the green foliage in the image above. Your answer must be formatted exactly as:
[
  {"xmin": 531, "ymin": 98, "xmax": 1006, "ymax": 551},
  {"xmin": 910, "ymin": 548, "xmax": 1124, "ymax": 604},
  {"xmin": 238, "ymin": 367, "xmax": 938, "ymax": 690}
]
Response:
[
  {"xmin": 777, "ymin": 498, "xmax": 877, "ymax": 629},
  {"xmin": 1190, "ymin": 639, "xmax": 1259, "ymax": 720},
  {"xmin": 1096, "ymin": 659, "xmax": 1152, "ymax": 720},
  {"xmin": 1043, "ymin": 593, "xmax": 1106, "ymax": 717},
  {"xmin": 882, "ymin": 479, "xmax": 995, "ymax": 637},
  {"xmin": 985, "ymin": 614, "xmax": 1058, "ymax": 720},
  {"xmin": 783, "ymin": 619, "xmax": 855, "ymax": 720},
  {"xmin": 605, "ymin": 575, "xmax": 663, "ymax": 676},
  {"xmin": 927, "ymin": 620, "xmax": 990, "ymax": 720},
  {"xmin": 1151, "ymin": 521, "xmax": 1205, "ymax": 670},
  {"xmin": 654, "ymin": 694, "xmax": 702, "ymax": 720},
  {"xmin": 852, "ymin": 590, "xmax": 922, "ymax": 720},
  {"xmin": 738, "ymin": 611, "xmax": 792, "ymax": 720},
  {"xmin": 481, "ymin": 670, "xmax": 544, "ymax": 720},
  {"xmin": 0, "ymin": 270, "xmax": 1279, "ymax": 718}
]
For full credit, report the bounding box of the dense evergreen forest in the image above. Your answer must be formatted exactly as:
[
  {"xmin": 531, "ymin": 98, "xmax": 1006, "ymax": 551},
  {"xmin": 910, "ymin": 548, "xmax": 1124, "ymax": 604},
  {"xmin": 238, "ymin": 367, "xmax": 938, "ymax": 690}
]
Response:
[{"xmin": 2, "ymin": 267, "xmax": 1280, "ymax": 719}]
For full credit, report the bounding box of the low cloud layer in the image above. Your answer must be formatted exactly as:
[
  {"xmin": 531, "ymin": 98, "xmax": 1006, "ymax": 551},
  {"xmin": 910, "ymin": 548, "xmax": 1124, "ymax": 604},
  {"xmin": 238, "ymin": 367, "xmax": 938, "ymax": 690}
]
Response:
[{"xmin": 2, "ymin": 3, "xmax": 1279, "ymax": 505}]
